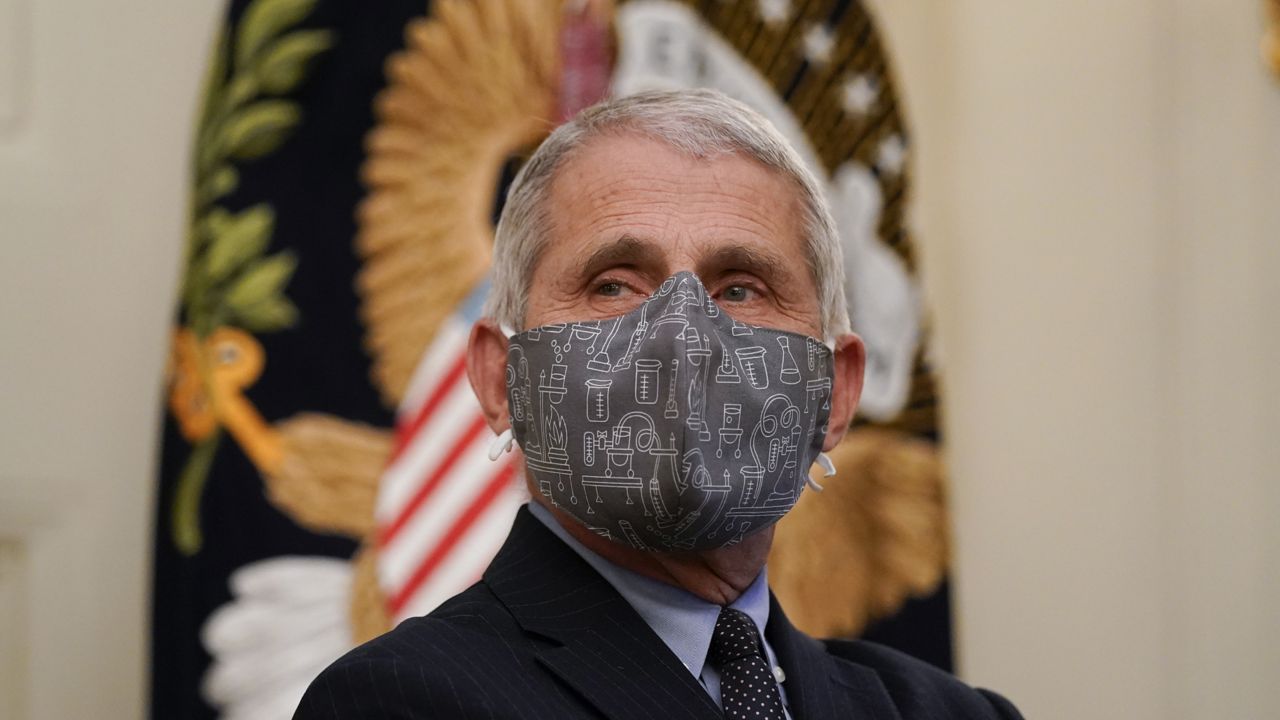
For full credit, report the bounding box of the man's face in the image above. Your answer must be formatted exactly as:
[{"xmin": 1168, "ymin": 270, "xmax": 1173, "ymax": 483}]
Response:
[
  {"xmin": 468, "ymin": 130, "xmax": 863, "ymax": 460},
  {"xmin": 523, "ymin": 133, "xmax": 825, "ymax": 337}
]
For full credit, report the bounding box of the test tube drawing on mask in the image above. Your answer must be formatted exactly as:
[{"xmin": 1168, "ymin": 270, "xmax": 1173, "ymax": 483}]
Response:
[
  {"xmin": 645, "ymin": 436, "xmax": 682, "ymax": 526},
  {"xmin": 664, "ymin": 358, "xmax": 680, "ymax": 419},
  {"xmin": 613, "ymin": 304, "xmax": 650, "ymax": 371},
  {"xmin": 685, "ymin": 335, "xmax": 712, "ymax": 442},
  {"xmin": 588, "ymin": 317, "xmax": 622, "ymax": 372}
]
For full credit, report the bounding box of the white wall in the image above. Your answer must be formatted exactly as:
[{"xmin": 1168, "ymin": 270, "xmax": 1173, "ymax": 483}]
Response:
[
  {"xmin": 1, "ymin": 1, "xmax": 1277, "ymax": 719},
  {"xmin": 0, "ymin": 1, "xmax": 221, "ymax": 717},
  {"xmin": 870, "ymin": 0, "xmax": 1280, "ymax": 718}
]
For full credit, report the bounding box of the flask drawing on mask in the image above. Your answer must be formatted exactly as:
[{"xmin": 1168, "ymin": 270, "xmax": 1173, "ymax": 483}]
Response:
[
  {"xmin": 504, "ymin": 271, "xmax": 834, "ymax": 551},
  {"xmin": 778, "ymin": 336, "xmax": 801, "ymax": 385}
]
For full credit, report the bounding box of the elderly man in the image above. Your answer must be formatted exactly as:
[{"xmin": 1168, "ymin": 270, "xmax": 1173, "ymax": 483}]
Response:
[{"xmin": 295, "ymin": 89, "xmax": 1020, "ymax": 720}]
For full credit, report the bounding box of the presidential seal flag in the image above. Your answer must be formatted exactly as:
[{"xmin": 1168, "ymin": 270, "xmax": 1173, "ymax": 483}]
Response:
[{"xmin": 154, "ymin": 0, "xmax": 951, "ymax": 717}]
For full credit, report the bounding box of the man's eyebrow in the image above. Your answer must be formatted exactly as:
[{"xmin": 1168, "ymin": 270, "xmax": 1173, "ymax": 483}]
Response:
[
  {"xmin": 578, "ymin": 235, "xmax": 660, "ymax": 279},
  {"xmin": 697, "ymin": 244, "xmax": 794, "ymax": 285}
]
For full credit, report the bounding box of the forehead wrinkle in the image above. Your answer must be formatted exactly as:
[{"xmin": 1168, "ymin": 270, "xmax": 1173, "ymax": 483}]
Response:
[
  {"xmin": 542, "ymin": 135, "xmax": 808, "ymax": 286},
  {"xmin": 585, "ymin": 198, "xmax": 792, "ymax": 250}
]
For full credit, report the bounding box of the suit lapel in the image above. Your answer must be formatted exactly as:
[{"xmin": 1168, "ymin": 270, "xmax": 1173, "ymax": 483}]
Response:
[
  {"xmin": 485, "ymin": 508, "xmax": 722, "ymax": 720},
  {"xmin": 766, "ymin": 596, "xmax": 902, "ymax": 720}
]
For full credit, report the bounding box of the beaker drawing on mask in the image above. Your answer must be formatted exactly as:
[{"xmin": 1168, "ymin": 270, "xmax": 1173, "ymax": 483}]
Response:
[
  {"xmin": 585, "ymin": 379, "xmax": 612, "ymax": 423},
  {"xmin": 734, "ymin": 347, "xmax": 769, "ymax": 389},
  {"xmin": 740, "ymin": 466, "xmax": 765, "ymax": 505},
  {"xmin": 635, "ymin": 359, "xmax": 662, "ymax": 404}
]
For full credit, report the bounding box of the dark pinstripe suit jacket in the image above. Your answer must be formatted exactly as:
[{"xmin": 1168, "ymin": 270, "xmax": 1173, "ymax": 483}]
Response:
[{"xmin": 295, "ymin": 507, "xmax": 1022, "ymax": 719}]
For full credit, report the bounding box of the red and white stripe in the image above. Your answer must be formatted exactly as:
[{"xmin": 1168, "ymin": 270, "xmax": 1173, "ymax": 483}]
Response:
[{"xmin": 375, "ymin": 315, "xmax": 526, "ymax": 621}]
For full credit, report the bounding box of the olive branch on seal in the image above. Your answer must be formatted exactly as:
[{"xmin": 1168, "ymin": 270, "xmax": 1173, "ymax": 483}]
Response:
[{"xmin": 171, "ymin": 0, "xmax": 333, "ymax": 555}]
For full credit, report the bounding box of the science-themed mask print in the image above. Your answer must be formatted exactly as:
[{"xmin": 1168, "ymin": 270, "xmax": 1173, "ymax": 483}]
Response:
[{"xmin": 501, "ymin": 271, "xmax": 835, "ymax": 551}]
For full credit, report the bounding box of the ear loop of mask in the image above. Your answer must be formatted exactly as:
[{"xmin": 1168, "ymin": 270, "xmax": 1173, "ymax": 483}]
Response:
[
  {"xmin": 488, "ymin": 427, "xmax": 515, "ymax": 461},
  {"xmin": 808, "ymin": 452, "xmax": 836, "ymax": 492}
]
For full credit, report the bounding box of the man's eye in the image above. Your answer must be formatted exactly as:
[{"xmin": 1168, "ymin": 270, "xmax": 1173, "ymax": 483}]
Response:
[
  {"xmin": 720, "ymin": 285, "xmax": 752, "ymax": 302},
  {"xmin": 597, "ymin": 282, "xmax": 624, "ymax": 297}
]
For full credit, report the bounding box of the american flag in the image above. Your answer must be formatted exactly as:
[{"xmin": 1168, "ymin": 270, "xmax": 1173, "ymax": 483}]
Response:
[
  {"xmin": 373, "ymin": 1, "xmax": 610, "ymax": 621},
  {"xmin": 375, "ymin": 281, "xmax": 527, "ymax": 621}
]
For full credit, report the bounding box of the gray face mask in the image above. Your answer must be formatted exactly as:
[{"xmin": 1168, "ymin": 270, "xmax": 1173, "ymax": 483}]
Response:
[{"xmin": 491, "ymin": 271, "xmax": 837, "ymax": 551}]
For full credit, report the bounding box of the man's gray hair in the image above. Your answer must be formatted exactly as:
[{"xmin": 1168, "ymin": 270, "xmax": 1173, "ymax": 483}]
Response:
[{"xmin": 485, "ymin": 88, "xmax": 851, "ymax": 337}]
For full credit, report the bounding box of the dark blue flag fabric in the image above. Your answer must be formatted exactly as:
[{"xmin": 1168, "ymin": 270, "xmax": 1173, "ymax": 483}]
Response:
[{"xmin": 151, "ymin": 1, "xmax": 952, "ymax": 717}]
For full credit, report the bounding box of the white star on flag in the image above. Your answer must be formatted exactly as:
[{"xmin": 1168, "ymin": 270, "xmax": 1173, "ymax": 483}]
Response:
[
  {"xmin": 757, "ymin": 0, "xmax": 791, "ymax": 26},
  {"xmin": 841, "ymin": 74, "xmax": 879, "ymax": 116},
  {"xmin": 876, "ymin": 134, "xmax": 908, "ymax": 176},
  {"xmin": 802, "ymin": 24, "xmax": 836, "ymax": 65}
]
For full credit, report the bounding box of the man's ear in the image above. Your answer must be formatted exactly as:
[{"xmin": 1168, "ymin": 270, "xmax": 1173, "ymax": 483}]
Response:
[
  {"xmin": 466, "ymin": 318, "xmax": 511, "ymax": 434},
  {"xmin": 822, "ymin": 333, "xmax": 866, "ymax": 452}
]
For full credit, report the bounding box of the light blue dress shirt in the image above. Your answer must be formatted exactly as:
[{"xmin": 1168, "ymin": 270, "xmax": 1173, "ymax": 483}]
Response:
[{"xmin": 528, "ymin": 502, "xmax": 791, "ymax": 715}]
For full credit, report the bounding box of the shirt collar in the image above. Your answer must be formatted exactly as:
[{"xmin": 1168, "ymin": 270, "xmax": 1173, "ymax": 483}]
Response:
[{"xmin": 527, "ymin": 501, "xmax": 772, "ymax": 679}]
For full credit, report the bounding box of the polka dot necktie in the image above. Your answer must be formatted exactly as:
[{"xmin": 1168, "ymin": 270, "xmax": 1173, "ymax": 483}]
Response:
[{"xmin": 708, "ymin": 607, "xmax": 786, "ymax": 720}]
